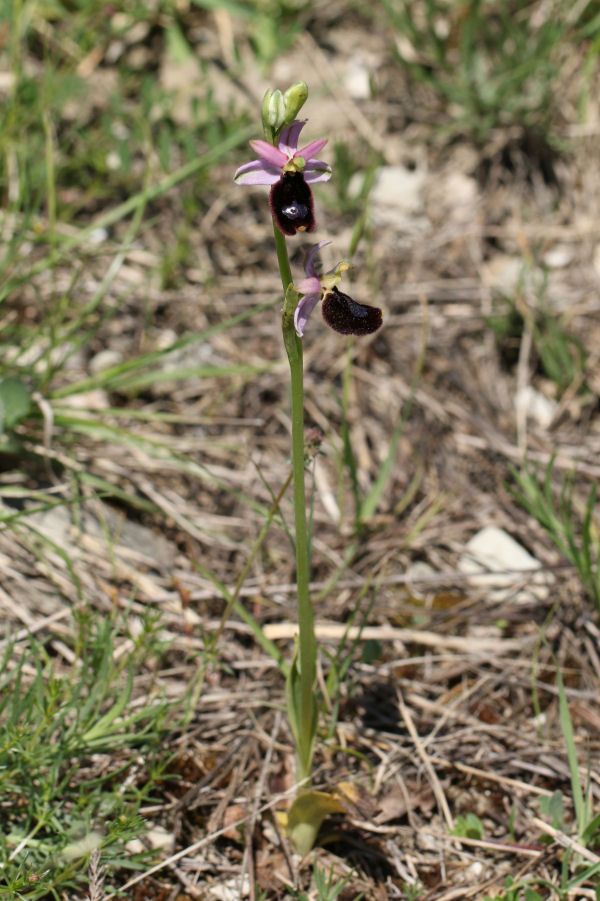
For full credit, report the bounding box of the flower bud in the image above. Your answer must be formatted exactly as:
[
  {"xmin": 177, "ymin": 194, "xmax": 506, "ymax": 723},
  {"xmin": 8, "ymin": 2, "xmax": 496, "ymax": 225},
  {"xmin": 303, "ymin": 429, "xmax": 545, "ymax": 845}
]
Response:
[
  {"xmin": 283, "ymin": 81, "xmax": 308, "ymax": 124},
  {"xmin": 261, "ymin": 88, "xmax": 286, "ymax": 137}
]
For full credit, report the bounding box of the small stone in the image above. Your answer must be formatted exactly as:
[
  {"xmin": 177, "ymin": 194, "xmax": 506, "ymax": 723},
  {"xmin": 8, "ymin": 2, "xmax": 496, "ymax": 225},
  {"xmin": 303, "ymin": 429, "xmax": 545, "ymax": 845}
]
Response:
[
  {"xmin": 345, "ymin": 56, "xmax": 371, "ymax": 99},
  {"xmin": 208, "ymin": 875, "xmax": 250, "ymax": 900},
  {"xmin": 89, "ymin": 349, "xmax": 123, "ymax": 375},
  {"xmin": 406, "ymin": 561, "xmax": 436, "ymax": 600},
  {"xmin": 543, "ymin": 245, "xmax": 573, "ymax": 269},
  {"xmin": 482, "ymin": 255, "xmax": 523, "ymax": 295},
  {"xmin": 427, "ymin": 170, "xmax": 479, "ymax": 227},
  {"xmin": 146, "ymin": 825, "xmax": 173, "ymax": 851},
  {"xmin": 62, "ymin": 831, "xmax": 103, "ymax": 860},
  {"xmin": 125, "ymin": 838, "xmax": 145, "ymax": 855},
  {"xmin": 515, "ymin": 386, "xmax": 557, "ymax": 429},
  {"xmin": 465, "ymin": 860, "xmax": 485, "ymax": 879},
  {"xmin": 88, "ymin": 227, "xmax": 109, "ymax": 245},
  {"xmin": 355, "ymin": 163, "xmax": 428, "ymax": 231},
  {"xmin": 371, "ymin": 165, "xmax": 426, "ymax": 215},
  {"xmin": 59, "ymin": 389, "xmax": 110, "ymax": 410},
  {"xmin": 125, "ymin": 20, "xmax": 150, "ymax": 44},
  {"xmin": 106, "ymin": 151, "xmax": 121, "ymax": 171},
  {"xmin": 459, "ymin": 525, "xmax": 551, "ymax": 601}
]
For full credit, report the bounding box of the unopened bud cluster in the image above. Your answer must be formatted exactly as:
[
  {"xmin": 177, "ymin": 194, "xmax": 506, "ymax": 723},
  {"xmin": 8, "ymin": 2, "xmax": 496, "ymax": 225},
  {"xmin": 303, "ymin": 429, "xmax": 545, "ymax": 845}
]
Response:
[{"xmin": 262, "ymin": 82, "xmax": 309, "ymax": 141}]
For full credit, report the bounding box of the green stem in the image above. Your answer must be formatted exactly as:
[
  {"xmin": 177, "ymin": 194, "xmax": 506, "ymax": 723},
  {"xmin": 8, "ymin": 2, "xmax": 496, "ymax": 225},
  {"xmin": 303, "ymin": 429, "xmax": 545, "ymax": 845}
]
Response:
[
  {"xmin": 274, "ymin": 223, "xmax": 294, "ymax": 298},
  {"xmin": 274, "ymin": 223, "xmax": 316, "ymax": 785}
]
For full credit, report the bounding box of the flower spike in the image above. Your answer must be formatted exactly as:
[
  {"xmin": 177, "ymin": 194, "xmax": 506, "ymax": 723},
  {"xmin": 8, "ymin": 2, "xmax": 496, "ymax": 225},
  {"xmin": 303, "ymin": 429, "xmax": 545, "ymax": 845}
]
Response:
[
  {"xmin": 234, "ymin": 120, "xmax": 331, "ymax": 235},
  {"xmin": 293, "ymin": 243, "xmax": 383, "ymax": 338}
]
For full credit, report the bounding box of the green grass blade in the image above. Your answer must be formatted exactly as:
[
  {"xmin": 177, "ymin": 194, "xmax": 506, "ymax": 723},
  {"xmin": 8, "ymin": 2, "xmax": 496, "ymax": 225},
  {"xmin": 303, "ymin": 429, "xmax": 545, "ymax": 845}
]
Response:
[
  {"xmin": 554, "ymin": 653, "xmax": 588, "ymax": 839},
  {"xmin": 0, "ymin": 124, "xmax": 255, "ymax": 304},
  {"xmin": 50, "ymin": 298, "xmax": 278, "ymax": 399}
]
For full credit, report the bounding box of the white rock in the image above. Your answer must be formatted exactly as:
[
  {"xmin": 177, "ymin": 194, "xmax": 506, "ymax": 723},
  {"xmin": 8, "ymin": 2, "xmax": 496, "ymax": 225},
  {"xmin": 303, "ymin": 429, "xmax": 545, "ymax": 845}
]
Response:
[
  {"xmin": 146, "ymin": 825, "xmax": 173, "ymax": 851},
  {"xmin": 515, "ymin": 386, "xmax": 557, "ymax": 429},
  {"xmin": 394, "ymin": 33, "xmax": 419, "ymax": 63},
  {"xmin": 445, "ymin": 171, "xmax": 478, "ymax": 219},
  {"xmin": 89, "ymin": 349, "xmax": 123, "ymax": 374},
  {"xmin": 458, "ymin": 525, "xmax": 551, "ymax": 601},
  {"xmin": 345, "ymin": 56, "xmax": 371, "ymax": 99},
  {"xmin": 465, "ymin": 861, "xmax": 485, "ymax": 879},
  {"xmin": 58, "ymin": 389, "xmax": 110, "ymax": 410},
  {"xmin": 25, "ymin": 498, "xmax": 175, "ymax": 569},
  {"xmin": 481, "ymin": 255, "xmax": 523, "ymax": 295},
  {"xmin": 543, "ymin": 245, "xmax": 573, "ymax": 269},
  {"xmin": 208, "ymin": 875, "xmax": 250, "ymax": 900},
  {"xmin": 0, "ymin": 72, "xmax": 15, "ymax": 94},
  {"xmin": 370, "ymin": 165, "xmax": 427, "ymax": 218},
  {"xmin": 427, "ymin": 170, "xmax": 479, "ymax": 227},
  {"xmin": 106, "ymin": 151, "xmax": 121, "ymax": 171},
  {"xmin": 125, "ymin": 838, "xmax": 145, "ymax": 855},
  {"xmin": 88, "ymin": 227, "xmax": 109, "ymax": 245},
  {"xmin": 111, "ymin": 121, "xmax": 130, "ymax": 140},
  {"xmin": 405, "ymin": 560, "xmax": 436, "ymax": 600},
  {"xmin": 353, "ymin": 163, "xmax": 430, "ymax": 232},
  {"xmin": 154, "ymin": 328, "xmax": 178, "ymax": 350}
]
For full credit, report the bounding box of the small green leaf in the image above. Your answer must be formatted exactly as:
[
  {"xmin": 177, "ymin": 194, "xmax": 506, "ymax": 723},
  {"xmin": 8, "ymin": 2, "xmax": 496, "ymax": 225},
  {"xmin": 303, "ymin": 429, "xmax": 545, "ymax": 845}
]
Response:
[
  {"xmin": 82, "ymin": 665, "xmax": 133, "ymax": 744},
  {"xmin": 524, "ymin": 890, "xmax": 545, "ymax": 901},
  {"xmin": 539, "ymin": 790, "xmax": 563, "ymax": 829},
  {"xmin": 165, "ymin": 21, "xmax": 194, "ymax": 64},
  {"xmin": 285, "ymin": 650, "xmax": 316, "ymax": 756},
  {"xmin": 361, "ymin": 639, "xmax": 382, "ymax": 664},
  {"xmin": 451, "ymin": 812, "xmax": 484, "ymax": 840},
  {"xmin": 582, "ymin": 811, "xmax": 600, "ymax": 847},
  {"xmin": 285, "ymin": 651, "xmax": 302, "ymax": 749},
  {"xmin": 0, "ymin": 377, "xmax": 32, "ymax": 434}
]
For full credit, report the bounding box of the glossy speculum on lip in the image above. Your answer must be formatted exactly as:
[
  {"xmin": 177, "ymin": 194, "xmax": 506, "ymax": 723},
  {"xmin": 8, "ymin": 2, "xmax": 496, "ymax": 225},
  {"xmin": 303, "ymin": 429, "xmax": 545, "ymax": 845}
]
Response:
[
  {"xmin": 321, "ymin": 286, "xmax": 383, "ymax": 336},
  {"xmin": 270, "ymin": 172, "xmax": 315, "ymax": 235}
]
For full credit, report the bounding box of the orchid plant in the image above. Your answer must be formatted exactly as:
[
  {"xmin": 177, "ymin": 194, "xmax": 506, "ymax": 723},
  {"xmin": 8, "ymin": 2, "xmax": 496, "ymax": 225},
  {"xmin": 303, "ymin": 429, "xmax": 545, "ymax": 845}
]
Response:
[{"xmin": 234, "ymin": 83, "xmax": 382, "ymax": 854}]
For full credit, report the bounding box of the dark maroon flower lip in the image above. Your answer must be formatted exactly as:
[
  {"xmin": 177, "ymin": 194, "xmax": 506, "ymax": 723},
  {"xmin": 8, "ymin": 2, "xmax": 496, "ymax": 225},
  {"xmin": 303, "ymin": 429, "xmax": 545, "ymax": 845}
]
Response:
[
  {"xmin": 269, "ymin": 172, "xmax": 315, "ymax": 236},
  {"xmin": 321, "ymin": 286, "xmax": 383, "ymax": 336}
]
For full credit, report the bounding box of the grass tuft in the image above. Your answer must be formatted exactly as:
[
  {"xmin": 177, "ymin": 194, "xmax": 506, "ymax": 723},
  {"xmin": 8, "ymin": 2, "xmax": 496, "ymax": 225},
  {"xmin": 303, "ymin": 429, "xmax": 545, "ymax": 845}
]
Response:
[
  {"xmin": 0, "ymin": 608, "xmax": 177, "ymax": 898},
  {"xmin": 510, "ymin": 458, "xmax": 600, "ymax": 614}
]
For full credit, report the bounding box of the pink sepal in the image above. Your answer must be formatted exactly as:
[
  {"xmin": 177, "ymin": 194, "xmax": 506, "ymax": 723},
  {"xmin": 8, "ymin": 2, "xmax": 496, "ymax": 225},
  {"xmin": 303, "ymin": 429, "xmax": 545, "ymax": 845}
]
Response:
[
  {"xmin": 294, "ymin": 293, "xmax": 321, "ymax": 337},
  {"xmin": 249, "ymin": 139, "xmax": 288, "ymax": 167},
  {"xmin": 279, "ymin": 120, "xmax": 306, "ymax": 156},
  {"xmin": 298, "ymin": 138, "xmax": 328, "ymax": 161},
  {"xmin": 305, "ymin": 240, "xmax": 331, "ymax": 275},
  {"xmin": 296, "ymin": 275, "xmax": 321, "ymax": 295},
  {"xmin": 233, "ymin": 159, "xmax": 282, "ymax": 185},
  {"xmin": 303, "ymin": 164, "xmax": 332, "ymax": 184}
]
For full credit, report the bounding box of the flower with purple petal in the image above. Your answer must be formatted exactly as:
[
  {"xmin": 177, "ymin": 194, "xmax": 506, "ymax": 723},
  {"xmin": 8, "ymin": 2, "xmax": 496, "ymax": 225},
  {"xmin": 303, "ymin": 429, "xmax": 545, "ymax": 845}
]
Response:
[
  {"xmin": 294, "ymin": 242, "xmax": 383, "ymax": 338},
  {"xmin": 234, "ymin": 120, "xmax": 331, "ymax": 235}
]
